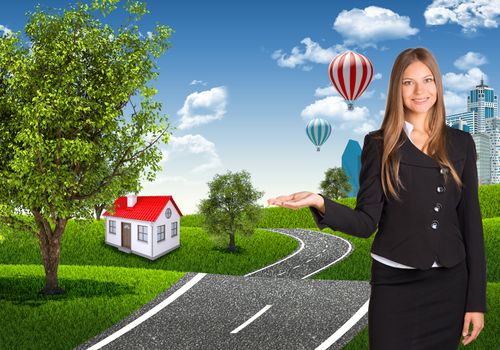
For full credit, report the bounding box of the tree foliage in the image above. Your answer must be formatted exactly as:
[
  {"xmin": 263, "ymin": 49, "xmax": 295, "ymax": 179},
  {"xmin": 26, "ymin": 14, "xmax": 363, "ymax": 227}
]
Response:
[
  {"xmin": 0, "ymin": 0, "xmax": 173, "ymax": 293},
  {"xmin": 319, "ymin": 167, "xmax": 353, "ymax": 200},
  {"xmin": 198, "ymin": 170, "xmax": 264, "ymax": 253}
]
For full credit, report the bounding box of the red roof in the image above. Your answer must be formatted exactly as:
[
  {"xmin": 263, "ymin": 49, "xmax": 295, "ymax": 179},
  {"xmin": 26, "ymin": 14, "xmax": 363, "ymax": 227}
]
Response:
[{"xmin": 103, "ymin": 196, "xmax": 183, "ymax": 222}]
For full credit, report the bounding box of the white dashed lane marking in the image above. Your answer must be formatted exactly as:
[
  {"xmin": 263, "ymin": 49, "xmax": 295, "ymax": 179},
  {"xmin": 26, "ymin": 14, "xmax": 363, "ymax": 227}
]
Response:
[{"xmin": 230, "ymin": 305, "xmax": 273, "ymax": 334}]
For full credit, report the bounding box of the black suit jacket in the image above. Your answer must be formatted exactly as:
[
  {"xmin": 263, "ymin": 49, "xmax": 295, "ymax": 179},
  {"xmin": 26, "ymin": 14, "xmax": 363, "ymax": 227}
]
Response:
[{"xmin": 310, "ymin": 126, "xmax": 487, "ymax": 313}]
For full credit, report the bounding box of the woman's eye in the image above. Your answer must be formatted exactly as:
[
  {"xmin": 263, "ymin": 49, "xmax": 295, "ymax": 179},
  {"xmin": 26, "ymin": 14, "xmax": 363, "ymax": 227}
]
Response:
[
  {"xmin": 425, "ymin": 78, "xmax": 434, "ymax": 83},
  {"xmin": 402, "ymin": 81, "xmax": 413, "ymax": 86}
]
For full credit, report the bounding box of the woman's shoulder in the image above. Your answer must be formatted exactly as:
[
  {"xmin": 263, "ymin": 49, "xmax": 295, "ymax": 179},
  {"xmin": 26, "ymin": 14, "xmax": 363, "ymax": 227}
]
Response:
[
  {"xmin": 445, "ymin": 124, "xmax": 472, "ymax": 142},
  {"xmin": 445, "ymin": 125, "xmax": 474, "ymax": 157},
  {"xmin": 366, "ymin": 129, "xmax": 384, "ymax": 143}
]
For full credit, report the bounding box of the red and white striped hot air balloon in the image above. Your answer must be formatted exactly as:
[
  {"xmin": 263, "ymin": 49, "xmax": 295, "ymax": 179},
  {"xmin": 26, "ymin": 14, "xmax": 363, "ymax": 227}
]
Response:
[{"xmin": 328, "ymin": 51, "xmax": 374, "ymax": 111}]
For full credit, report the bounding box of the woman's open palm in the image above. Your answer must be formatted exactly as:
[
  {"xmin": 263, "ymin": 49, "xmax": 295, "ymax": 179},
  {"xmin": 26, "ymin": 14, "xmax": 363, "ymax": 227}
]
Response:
[{"xmin": 267, "ymin": 191, "xmax": 324, "ymax": 212}]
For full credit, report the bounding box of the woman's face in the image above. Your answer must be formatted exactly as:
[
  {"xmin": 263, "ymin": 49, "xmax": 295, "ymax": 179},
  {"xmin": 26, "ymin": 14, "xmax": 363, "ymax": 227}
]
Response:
[{"xmin": 401, "ymin": 60, "xmax": 437, "ymax": 118}]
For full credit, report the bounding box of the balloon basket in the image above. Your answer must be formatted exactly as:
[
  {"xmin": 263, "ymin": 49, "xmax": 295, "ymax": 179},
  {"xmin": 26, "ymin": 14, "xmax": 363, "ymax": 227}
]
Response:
[
  {"xmin": 347, "ymin": 103, "xmax": 354, "ymax": 111},
  {"xmin": 317, "ymin": 147, "xmax": 320, "ymax": 152}
]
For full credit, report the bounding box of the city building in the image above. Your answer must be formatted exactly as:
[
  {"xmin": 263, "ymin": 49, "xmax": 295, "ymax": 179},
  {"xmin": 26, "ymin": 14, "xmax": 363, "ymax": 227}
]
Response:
[
  {"xmin": 451, "ymin": 119, "xmax": 471, "ymax": 133},
  {"xmin": 446, "ymin": 78, "xmax": 499, "ymax": 184},
  {"xmin": 341, "ymin": 139, "xmax": 362, "ymax": 198},
  {"xmin": 446, "ymin": 112, "xmax": 475, "ymax": 133},
  {"xmin": 486, "ymin": 116, "xmax": 500, "ymax": 183},
  {"xmin": 467, "ymin": 78, "xmax": 498, "ymax": 132},
  {"xmin": 472, "ymin": 133, "xmax": 492, "ymax": 185}
]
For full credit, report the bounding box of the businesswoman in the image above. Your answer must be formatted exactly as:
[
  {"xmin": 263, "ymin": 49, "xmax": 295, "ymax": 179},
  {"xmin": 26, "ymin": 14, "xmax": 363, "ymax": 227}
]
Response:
[{"xmin": 268, "ymin": 48, "xmax": 487, "ymax": 349}]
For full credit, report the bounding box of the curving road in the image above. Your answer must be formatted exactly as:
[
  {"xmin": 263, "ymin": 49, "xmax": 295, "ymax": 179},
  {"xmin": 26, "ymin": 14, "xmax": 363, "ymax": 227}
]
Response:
[{"xmin": 76, "ymin": 229, "xmax": 371, "ymax": 350}]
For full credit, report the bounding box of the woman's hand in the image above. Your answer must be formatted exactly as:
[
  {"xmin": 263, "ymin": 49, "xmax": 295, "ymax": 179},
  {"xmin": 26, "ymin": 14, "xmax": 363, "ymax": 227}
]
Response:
[
  {"xmin": 267, "ymin": 191, "xmax": 325, "ymax": 214},
  {"xmin": 462, "ymin": 312, "xmax": 484, "ymax": 346}
]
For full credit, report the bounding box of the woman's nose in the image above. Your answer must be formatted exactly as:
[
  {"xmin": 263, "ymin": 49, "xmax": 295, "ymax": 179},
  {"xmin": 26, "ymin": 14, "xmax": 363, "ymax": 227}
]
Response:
[{"xmin": 414, "ymin": 82, "xmax": 424, "ymax": 94}]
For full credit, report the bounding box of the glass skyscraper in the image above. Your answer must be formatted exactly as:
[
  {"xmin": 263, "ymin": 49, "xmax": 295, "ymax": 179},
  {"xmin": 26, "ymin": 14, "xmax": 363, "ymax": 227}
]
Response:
[
  {"xmin": 467, "ymin": 78, "xmax": 498, "ymax": 132},
  {"xmin": 446, "ymin": 111, "xmax": 476, "ymax": 133},
  {"xmin": 341, "ymin": 139, "xmax": 362, "ymax": 197},
  {"xmin": 446, "ymin": 78, "xmax": 499, "ymax": 184}
]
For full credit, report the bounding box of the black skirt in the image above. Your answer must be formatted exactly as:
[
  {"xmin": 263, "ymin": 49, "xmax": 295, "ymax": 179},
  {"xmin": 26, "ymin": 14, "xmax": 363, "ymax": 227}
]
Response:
[{"xmin": 368, "ymin": 258, "xmax": 468, "ymax": 350}]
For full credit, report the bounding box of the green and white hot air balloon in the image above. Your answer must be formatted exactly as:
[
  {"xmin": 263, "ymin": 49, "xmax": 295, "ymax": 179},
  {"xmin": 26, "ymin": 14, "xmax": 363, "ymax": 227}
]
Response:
[{"xmin": 306, "ymin": 118, "xmax": 332, "ymax": 152}]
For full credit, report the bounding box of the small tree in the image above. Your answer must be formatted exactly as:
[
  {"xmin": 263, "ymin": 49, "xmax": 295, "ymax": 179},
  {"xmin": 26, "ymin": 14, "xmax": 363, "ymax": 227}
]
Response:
[
  {"xmin": 0, "ymin": 0, "xmax": 173, "ymax": 294},
  {"xmin": 198, "ymin": 170, "xmax": 264, "ymax": 253},
  {"xmin": 319, "ymin": 167, "xmax": 352, "ymax": 200}
]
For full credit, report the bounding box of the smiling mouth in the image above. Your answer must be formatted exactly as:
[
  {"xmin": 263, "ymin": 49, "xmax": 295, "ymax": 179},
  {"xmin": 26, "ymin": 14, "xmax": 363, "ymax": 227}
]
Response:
[{"xmin": 413, "ymin": 97, "xmax": 429, "ymax": 103}]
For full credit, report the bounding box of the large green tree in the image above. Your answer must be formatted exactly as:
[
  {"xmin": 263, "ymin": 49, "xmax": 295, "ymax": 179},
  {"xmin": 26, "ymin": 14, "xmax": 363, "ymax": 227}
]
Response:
[
  {"xmin": 0, "ymin": 0, "xmax": 173, "ymax": 294},
  {"xmin": 198, "ymin": 170, "xmax": 264, "ymax": 253}
]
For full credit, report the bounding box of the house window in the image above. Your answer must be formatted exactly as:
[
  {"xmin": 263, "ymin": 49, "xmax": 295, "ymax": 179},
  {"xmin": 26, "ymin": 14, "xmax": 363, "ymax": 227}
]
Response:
[
  {"xmin": 109, "ymin": 220, "xmax": 116, "ymax": 235},
  {"xmin": 157, "ymin": 225, "xmax": 165, "ymax": 242},
  {"xmin": 171, "ymin": 222, "xmax": 178, "ymax": 237},
  {"xmin": 138, "ymin": 225, "xmax": 148, "ymax": 242}
]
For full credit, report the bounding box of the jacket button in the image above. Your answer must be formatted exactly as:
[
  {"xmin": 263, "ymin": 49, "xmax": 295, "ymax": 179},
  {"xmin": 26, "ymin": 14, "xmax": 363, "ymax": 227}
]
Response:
[
  {"xmin": 437, "ymin": 186, "xmax": 446, "ymax": 193},
  {"xmin": 440, "ymin": 168, "xmax": 448, "ymax": 175},
  {"xmin": 434, "ymin": 203, "xmax": 442, "ymax": 212},
  {"xmin": 431, "ymin": 220, "xmax": 439, "ymax": 229}
]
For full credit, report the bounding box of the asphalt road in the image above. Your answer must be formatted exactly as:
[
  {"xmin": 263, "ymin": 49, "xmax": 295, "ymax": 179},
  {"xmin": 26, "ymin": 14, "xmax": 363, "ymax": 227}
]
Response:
[{"xmin": 76, "ymin": 229, "xmax": 371, "ymax": 350}]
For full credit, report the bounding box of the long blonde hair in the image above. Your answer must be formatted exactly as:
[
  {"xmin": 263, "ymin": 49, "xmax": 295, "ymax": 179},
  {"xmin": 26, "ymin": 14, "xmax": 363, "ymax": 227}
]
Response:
[{"xmin": 377, "ymin": 47, "xmax": 463, "ymax": 201}]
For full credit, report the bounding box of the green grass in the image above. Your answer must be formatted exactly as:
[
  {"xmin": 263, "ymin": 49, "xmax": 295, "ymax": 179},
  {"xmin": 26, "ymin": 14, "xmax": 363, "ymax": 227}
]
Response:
[
  {"xmin": 0, "ymin": 220, "xmax": 299, "ymax": 275},
  {"xmin": 0, "ymin": 202, "xmax": 499, "ymax": 349},
  {"xmin": 0, "ymin": 264, "xmax": 184, "ymax": 350}
]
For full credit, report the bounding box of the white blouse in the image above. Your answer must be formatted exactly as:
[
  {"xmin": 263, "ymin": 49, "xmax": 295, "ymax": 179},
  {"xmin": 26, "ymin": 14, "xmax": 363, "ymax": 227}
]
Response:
[{"xmin": 371, "ymin": 120, "xmax": 442, "ymax": 269}]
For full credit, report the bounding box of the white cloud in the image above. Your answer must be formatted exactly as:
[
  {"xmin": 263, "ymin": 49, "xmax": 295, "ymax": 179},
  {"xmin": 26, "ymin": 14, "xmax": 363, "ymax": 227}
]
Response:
[
  {"xmin": 0, "ymin": 24, "xmax": 12, "ymax": 37},
  {"xmin": 333, "ymin": 6, "xmax": 419, "ymax": 47},
  {"xmin": 443, "ymin": 67, "xmax": 486, "ymax": 91},
  {"xmin": 351, "ymin": 120, "xmax": 379, "ymax": 134},
  {"xmin": 314, "ymin": 86, "xmax": 338, "ymax": 97},
  {"xmin": 166, "ymin": 134, "xmax": 222, "ymax": 173},
  {"xmin": 150, "ymin": 175, "xmax": 204, "ymax": 186},
  {"xmin": 359, "ymin": 89, "xmax": 376, "ymax": 99},
  {"xmin": 453, "ymin": 52, "xmax": 488, "ymax": 70},
  {"xmin": 177, "ymin": 87, "xmax": 227, "ymax": 130},
  {"xmin": 140, "ymin": 174, "xmax": 207, "ymax": 215},
  {"xmin": 190, "ymin": 79, "xmax": 207, "ymax": 86},
  {"xmin": 315, "ymin": 85, "xmax": 377, "ymax": 98},
  {"xmin": 424, "ymin": 0, "xmax": 500, "ymax": 33},
  {"xmin": 374, "ymin": 73, "xmax": 382, "ymax": 80},
  {"xmin": 444, "ymin": 90, "xmax": 468, "ymax": 114},
  {"xmin": 302, "ymin": 96, "xmax": 350, "ymax": 119},
  {"xmin": 301, "ymin": 96, "xmax": 376, "ymax": 135},
  {"xmin": 272, "ymin": 37, "xmax": 345, "ymax": 69}
]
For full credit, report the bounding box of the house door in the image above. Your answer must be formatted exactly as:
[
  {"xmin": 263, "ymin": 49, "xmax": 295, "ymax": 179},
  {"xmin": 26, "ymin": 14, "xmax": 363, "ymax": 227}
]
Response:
[{"xmin": 121, "ymin": 222, "xmax": 131, "ymax": 249}]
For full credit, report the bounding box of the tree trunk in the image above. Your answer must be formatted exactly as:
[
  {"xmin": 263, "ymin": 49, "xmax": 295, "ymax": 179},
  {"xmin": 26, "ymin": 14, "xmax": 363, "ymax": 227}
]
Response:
[
  {"xmin": 228, "ymin": 231, "xmax": 235, "ymax": 253},
  {"xmin": 33, "ymin": 211, "xmax": 68, "ymax": 295},
  {"xmin": 95, "ymin": 204, "xmax": 106, "ymax": 220}
]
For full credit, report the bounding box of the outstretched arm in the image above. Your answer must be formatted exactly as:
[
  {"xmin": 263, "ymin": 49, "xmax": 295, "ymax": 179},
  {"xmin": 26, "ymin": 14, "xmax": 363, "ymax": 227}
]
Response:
[
  {"xmin": 309, "ymin": 133, "xmax": 384, "ymax": 238},
  {"xmin": 268, "ymin": 133, "xmax": 384, "ymax": 239}
]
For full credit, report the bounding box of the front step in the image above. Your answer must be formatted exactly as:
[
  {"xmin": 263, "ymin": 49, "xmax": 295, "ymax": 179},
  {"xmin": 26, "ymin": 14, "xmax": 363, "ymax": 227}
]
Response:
[{"xmin": 118, "ymin": 247, "xmax": 131, "ymax": 253}]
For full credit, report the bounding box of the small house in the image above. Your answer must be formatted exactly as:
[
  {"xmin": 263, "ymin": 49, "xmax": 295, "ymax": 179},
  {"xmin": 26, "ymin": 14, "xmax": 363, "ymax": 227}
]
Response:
[{"xmin": 103, "ymin": 195, "xmax": 183, "ymax": 260}]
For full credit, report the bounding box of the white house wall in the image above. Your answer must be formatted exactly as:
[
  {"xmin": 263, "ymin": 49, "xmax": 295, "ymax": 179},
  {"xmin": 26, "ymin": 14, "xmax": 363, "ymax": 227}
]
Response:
[
  {"xmin": 105, "ymin": 217, "xmax": 154, "ymax": 258},
  {"xmin": 105, "ymin": 217, "xmax": 121, "ymax": 247},
  {"xmin": 153, "ymin": 201, "xmax": 181, "ymax": 258}
]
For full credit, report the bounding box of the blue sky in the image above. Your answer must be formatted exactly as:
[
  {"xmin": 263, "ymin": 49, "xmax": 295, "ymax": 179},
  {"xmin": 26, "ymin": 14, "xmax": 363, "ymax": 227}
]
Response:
[{"xmin": 2, "ymin": 0, "xmax": 500, "ymax": 214}]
